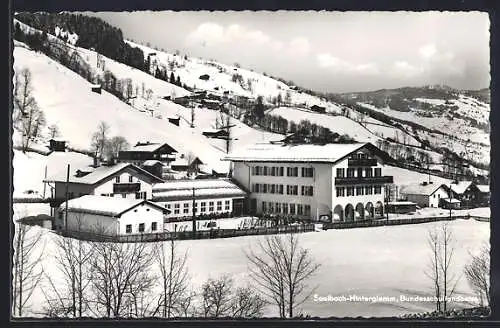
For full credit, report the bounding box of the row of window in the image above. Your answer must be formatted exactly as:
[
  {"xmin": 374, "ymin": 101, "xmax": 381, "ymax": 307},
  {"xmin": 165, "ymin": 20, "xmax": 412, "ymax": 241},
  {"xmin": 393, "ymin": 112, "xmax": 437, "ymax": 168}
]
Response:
[
  {"xmin": 262, "ymin": 202, "xmax": 312, "ymax": 216},
  {"xmin": 336, "ymin": 167, "xmax": 382, "ymax": 178},
  {"xmin": 165, "ymin": 200, "xmax": 231, "ymax": 215},
  {"xmin": 125, "ymin": 221, "xmax": 158, "ymax": 234},
  {"xmin": 251, "ymin": 183, "xmax": 314, "ymax": 196},
  {"xmin": 335, "ymin": 185, "xmax": 382, "ymax": 197},
  {"xmin": 252, "ymin": 166, "xmax": 315, "ymax": 178},
  {"xmin": 115, "ymin": 175, "xmax": 138, "ymax": 183}
]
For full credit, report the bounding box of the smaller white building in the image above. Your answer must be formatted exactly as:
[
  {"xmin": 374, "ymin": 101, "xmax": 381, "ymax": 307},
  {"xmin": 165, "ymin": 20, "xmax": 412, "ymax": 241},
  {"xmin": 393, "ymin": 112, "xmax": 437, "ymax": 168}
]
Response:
[
  {"xmin": 152, "ymin": 179, "xmax": 247, "ymax": 221},
  {"xmin": 57, "ymin": 195, "xmax": 169, "ymax": 235},
  {"xmin": 400, "ymin": 183, "xmax": 452, "ymax": 208}
]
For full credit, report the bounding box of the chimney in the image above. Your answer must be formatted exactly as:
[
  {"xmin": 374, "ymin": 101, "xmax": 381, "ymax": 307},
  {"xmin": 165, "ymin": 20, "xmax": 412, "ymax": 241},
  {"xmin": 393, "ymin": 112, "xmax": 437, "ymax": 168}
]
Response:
[{"xmin": 93, "ymin": 156, "xmax": 100, "ymax": 168}]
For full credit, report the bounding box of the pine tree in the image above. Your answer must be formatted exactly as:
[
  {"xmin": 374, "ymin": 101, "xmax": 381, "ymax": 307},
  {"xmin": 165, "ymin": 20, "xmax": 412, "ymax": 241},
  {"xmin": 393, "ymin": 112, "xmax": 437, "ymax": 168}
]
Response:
[
  {"xmin": 176, "ymin": 76, "xmax": 181, "ymax": 86},
  {"xmin": 169, "ymin": 72, "xmax": 175, "ymax": 84}
]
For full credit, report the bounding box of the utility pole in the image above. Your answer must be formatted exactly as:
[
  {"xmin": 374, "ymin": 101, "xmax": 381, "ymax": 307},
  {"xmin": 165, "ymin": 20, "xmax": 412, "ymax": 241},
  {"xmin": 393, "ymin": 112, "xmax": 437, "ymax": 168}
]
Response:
[
  {"xmin": 64, "ymin": 164, "xmax": 70, "ymax": 232},
  {"xmin": 192, "ymin": 187, "xmax": 196, "ymax": 234},
  {"xmin": 43, "ymin": 165, "xmax": 47, "ymax": 199}
]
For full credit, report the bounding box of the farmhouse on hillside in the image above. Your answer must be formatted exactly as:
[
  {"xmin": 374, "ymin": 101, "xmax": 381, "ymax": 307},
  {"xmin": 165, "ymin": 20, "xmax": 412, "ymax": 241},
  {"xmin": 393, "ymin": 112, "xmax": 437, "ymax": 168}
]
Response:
[
  {"xmin": 57, "ymin": 195, "xmax": 169, "ymax": 235},
  {"xmin": 224, "ymin": 142, "xmax": 394, "ymax": 222},
  {"xmin": 399, "ymin": 182, "xmax": 455, "ymax": 208},
  {"xmin": 118, "ymin": 141, "xmax": 177, "ymax": 165},
  {"xmin": 152, "ymin": 179, "xmax": 248, "ymax": 221},
  {"xmin": 461, "ymin": 182, "xmax": 490, "ymax": 208},
  {"xmin": 44, "ymin": 162, "xmax": 164, "ymax": 213}
]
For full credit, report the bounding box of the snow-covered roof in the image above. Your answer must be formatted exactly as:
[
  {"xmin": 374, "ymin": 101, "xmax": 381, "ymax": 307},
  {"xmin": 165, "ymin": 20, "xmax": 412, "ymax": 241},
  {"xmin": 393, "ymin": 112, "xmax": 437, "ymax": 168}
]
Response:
[
  {"xmin": 130, "ymin": 143, "xmax": 173, "ymax": 152},
  {"xmin": 45, "ymin": 162, "xmax": 164, "ymax": 185},
  {"xmin": 476, "ymin": 184, "xmax": 490, "ymax": 193},
  {"xmin": 143, "ymin": 160, "xmax": 163, "ymax": 166},
  {"xmin": 152, "ymin": 178, "xmax": 247, "ymax": 201},
  {"xmin": 400, "ymin": 183, "xmax": 448, "ymax": 196},
  {"xmin": 450, "ymin": 181, "xmax": 473, "ymax": 195},
  {"xmin": 60, "ymin": 195, "xmax": 168, "ymax": 217},
  {"xmin": 224, "ymin": 142, "xmax": 370, "ymax": 163},
  {"xmin": 388, "ymin": 201, "xmax": 417, "ymax": 206},
  {"xmin": 441, "ymin": 198, "xmax": 461, "ymax": 203}
]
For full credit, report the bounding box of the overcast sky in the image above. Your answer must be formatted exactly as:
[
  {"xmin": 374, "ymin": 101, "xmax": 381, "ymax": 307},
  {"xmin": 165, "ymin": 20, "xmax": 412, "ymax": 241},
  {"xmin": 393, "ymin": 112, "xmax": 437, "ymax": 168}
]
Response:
[{"xmin": 87, "ymin": 11, "xmax": 490, "ymax": 93}]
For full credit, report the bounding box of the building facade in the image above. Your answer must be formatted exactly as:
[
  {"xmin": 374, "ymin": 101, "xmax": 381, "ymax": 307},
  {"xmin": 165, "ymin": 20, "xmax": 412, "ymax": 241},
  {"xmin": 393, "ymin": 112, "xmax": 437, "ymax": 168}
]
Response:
[
  {"xmin": 45, "ymin": 163, "xmax": 164, "ymax": 213},
  {"xmin": 400, "ymin": 183, "xmax": 452, "ymax": 208},
  {"xmin": 57, "ymin": 195, "xmax": 169, "ymax": 235},
  {"xmin": 225, "ymin": 143, "xmax": 393, "ymax": 222},
  {"xmin": 151, "ymin": 179, "xmax": 247, "ymax": 221}
]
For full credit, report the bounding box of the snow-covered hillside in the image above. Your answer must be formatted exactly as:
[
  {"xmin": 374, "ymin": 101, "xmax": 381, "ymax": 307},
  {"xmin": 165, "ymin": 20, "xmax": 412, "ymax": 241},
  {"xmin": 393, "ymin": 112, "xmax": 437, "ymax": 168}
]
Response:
[
  {"xmin": 13, "ymin": 43, "xmax": 230, "ymax": 173},
  {"xmin": 358, "ymin": 98, "xmax": 490, "ymax": 165}
]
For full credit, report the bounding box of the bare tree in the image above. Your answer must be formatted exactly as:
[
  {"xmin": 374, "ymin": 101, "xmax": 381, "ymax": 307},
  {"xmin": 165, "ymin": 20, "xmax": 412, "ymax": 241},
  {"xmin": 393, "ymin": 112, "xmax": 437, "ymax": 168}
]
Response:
[
  {"xmin": 152, "ymin": 239, "xmax": 190, "ymax": 318},
  {"xmin": 231, "ymin": 286, "xmax": 266, "ymax": 318},
  {"xmin": 425, "ymin": 222, "xmax": 460, "ymax": 314},
  {"xmin": 425, "ymin": 225, "xmax": 442, "ymax": 312},
  {"xmin": 439, "ymin": 223, "xmax": 459, "ymax": 312},
  {"xmin": 199, "ymin": 275, "xmax": 264, "ymax": 318},
  {"xmin": 91, "ymin": 121, "xmax": 110, "ymax": 159},
  {"xmin": 12, "ymin": 223, "xmax": 45, "ymax": 317},
  {"xmin": 48, "ymin": 124, "xmax": 60, "ymax": 139},
  {"xmin": 464, "ymin": 243, "xmax": 490, "ymax": 308},
  {"xmin": 41, "ymin": 213, "xmax": 94, "ymax": 318},
  {"xmin": 13, "ymin": 68, "xmax": 46, "ymax": 152},
  {"xmin": 200, "ymin": 275, "xmax": 234, "ymax": 318},
  {"xmin": 245, "ymin": 233, "xmax": 320, "ymax": 318},
  {"xmin": 88, "ymin": 235, "xmax": 156, "ymax": 317},
  {"xmin": 104, "ymin": 136, "xmax": 130, "ymax": 161}
]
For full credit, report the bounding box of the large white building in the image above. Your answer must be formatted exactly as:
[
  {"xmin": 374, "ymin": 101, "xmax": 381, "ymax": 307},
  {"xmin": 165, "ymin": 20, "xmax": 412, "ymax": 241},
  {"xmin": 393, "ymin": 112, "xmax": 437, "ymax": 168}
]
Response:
[{"xmin": 224, "ymin": 142, "xmax": 393, "ymax": 222}]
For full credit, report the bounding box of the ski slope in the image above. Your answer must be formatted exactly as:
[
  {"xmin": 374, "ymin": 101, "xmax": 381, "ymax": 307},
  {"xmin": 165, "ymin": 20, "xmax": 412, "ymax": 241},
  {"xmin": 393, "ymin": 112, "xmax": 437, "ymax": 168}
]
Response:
[{"xmin": 13, "ymin": 44, "xmax": 229, "ymax": 174}]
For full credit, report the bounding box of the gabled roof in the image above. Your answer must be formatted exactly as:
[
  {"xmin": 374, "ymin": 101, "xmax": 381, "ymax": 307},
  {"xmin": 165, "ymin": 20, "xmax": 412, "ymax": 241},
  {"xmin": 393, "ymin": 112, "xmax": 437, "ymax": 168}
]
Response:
[
  {"xmin": 400, "ymin": 183, "xmax": 448, "ymax": 196},
  {"xmin": 127, "ymin": 142, "xmax": 177, "ymax": 153},
  {"xmin": 223, "ymin": 142, "xmax": 385, "ymax": 164},
  {"xmin": 450, "ymin": 181, "xmax": 473, "ymax": 195},
  {"xmin": 143, "ymin": 160, "xmax": 163, "ymax": 166},
  {"xmin": 45, "ymin": 163, "xmax": 164, "ymax": 185},
  {"xmin": 476, "ymin": 185, "xmax": 490, "ymax": 193},
  {"xmin": 60, "ymin": 195, "xmax": 169, "ymax": 217}
]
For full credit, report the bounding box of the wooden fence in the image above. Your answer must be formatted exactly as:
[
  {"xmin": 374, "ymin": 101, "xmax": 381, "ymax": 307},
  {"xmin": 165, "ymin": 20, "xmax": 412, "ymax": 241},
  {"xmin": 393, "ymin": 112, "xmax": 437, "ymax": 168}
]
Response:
[
  {"xmin": 322, "ymin": 215, "xmax": 477, "ymax": 230},
  {"xmin": 59, "ymin": 224, "xmax": 316, "ymax": 243}
]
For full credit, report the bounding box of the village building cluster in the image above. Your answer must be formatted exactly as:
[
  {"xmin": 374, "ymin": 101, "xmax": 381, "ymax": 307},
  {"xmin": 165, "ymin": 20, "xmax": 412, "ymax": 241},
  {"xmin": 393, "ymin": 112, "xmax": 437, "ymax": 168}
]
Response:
[{"xmin": 40, "ymin": 136, "xmax": 490, "ymax": 237}]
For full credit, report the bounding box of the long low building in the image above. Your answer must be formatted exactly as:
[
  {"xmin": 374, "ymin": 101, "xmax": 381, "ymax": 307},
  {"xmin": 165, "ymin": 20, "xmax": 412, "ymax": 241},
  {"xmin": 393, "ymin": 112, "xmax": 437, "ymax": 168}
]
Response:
[
  {"xmin": 57, "ymin": 195, "xmax": 169, "ymax": 235},
  {"xmin": 224, "ymin": 142, "xmax": 394, "ymax": 222},
  {"xmin": 152, "ymin": 179, "xmax": 248, "ymax": 221}
]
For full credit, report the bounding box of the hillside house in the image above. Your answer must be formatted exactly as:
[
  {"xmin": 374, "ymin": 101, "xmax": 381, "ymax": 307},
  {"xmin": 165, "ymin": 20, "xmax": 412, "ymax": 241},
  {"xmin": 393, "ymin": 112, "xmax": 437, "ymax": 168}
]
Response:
[
  {"xmin": 170, "ymin": 154, "xmax": 203, "ymax": 173},
  {"xmin": 224, "ymin": 142, "xmax": 394, "ymax": 222},
  {"xmin": 48, "ymin": 139, "xmax": 66, "ymax": 152},
  {"xmin": 400, "ymin": 182, "xmax": 455, "ymax": 208},
  {"xmin": 141, "ymin": 160, "xmax": 164, "ymax": 179},
  {"xmin": 151, "ymin": 179, "xmax": 248, "ymax": 222},
  {"xmin": 44, "ymin": 162, "xmax": 164, "ymax": 212},
  {"xmin": 118, "ymin": 142, "xmax": 177, "ymax": 165},
  {"xmin": 461, "ymin": 183, "xmax": 490, "ymax": 208},
  {"xmin": 57, "ymin": 195, "xmax": 169, "ymax": 235},
  {"xmin": 310, "ymin": 105, "xmax": 326, "ymax": 113},
  {"xmin": 90, "ymin": 84, "xmax": 102, "ymax": 94}
]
